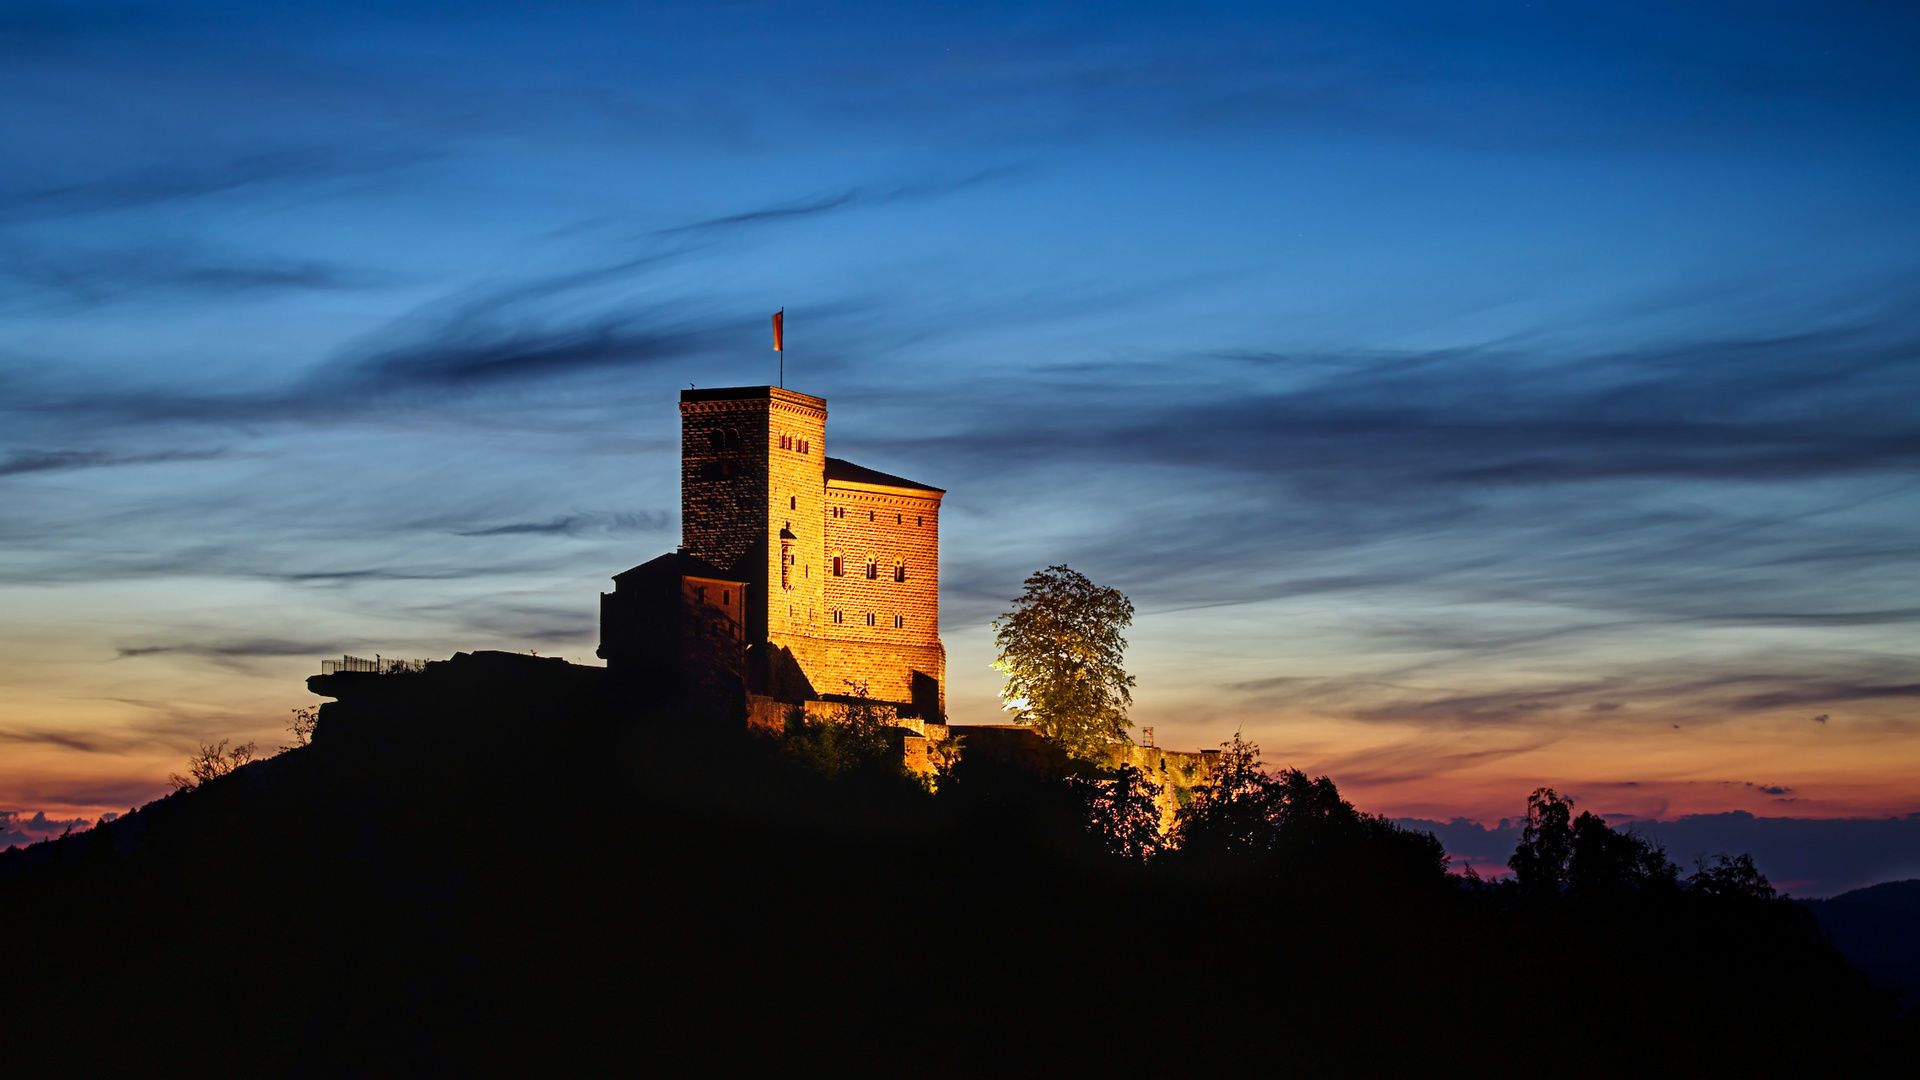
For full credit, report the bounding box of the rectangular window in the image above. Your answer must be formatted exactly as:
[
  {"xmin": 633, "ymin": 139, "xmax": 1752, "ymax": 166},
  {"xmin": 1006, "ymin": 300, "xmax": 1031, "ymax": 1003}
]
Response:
[
  {"xmin": 917, "ymin": 516, "xmax": 923, "ymax": 526},
  {"xmin": 832, "ymin": 610, "xmax": 843, "ymax": 624},
  {"xmin": 893, "ymin": 614, "xmax": 904, "ymax": 629},
  {"xmin": 832, "ymin": 556, "xmax": 844, "ymax": 576},
  {"xmin": 865, "ymin": 612, "xmax": 876, "ymax": 626}
]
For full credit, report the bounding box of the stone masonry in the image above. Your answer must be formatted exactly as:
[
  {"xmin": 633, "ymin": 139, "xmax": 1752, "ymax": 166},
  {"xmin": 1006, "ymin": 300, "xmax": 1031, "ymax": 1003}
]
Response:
[{"xmin": 679, "ymin": 386, "xmax": 946, "ymax": 718}]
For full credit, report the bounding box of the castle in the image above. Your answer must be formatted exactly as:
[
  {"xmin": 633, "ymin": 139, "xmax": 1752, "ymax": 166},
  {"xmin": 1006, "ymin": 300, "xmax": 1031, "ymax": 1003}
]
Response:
[
  {"xmin": 598, "ymin": 386, "xmax": 946, "ymax": 722},
  {"xmin": 314, "ymin": 382, "xmax": 1212, "ymax": 819}
]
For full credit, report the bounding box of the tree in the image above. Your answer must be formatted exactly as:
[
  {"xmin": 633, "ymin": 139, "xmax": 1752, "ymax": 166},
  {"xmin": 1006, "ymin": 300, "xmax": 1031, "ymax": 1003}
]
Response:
[
  {"xmin": 280, "ymin": 706, "xmax": 319, "ymax": 752},
  {"xmin": 167, "ymin": 739, "xmax": 257, "ymax": 792},
  {"xmin": 781, "ymin": 689, "xmax": 902, "ymax": 779},
  {"xmin": 1509, "ymin": 787, "xmax": 1678, "ymax": 902},
  {"xmin": 1508, "ymin": 787, "xmax": 1576, "ymax": 897},
  {"xmin": 991, "ymin": 565, "xmax": 1136, "ymax": 760},
  {"xmin": 1074, "ymin": 764, "xmax": 1164, "ymax": 861},
  {"xmin": 1688, "ymin": 852, "xmax": 1776, "ymax": 901},
  {"xmin": 1169, "ymin": 731, "xmax": 1277, "ymax": 860},
  {"xmin": 1168, "ymin": 733, "xmax": 1447, "ymax": 882}
]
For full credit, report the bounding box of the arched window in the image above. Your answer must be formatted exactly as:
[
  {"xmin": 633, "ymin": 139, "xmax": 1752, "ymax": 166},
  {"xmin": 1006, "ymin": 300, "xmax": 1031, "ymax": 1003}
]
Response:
[
  {"xmin": 893, "ymin": 561, "xmax": 907, "ymax": 583},
  {"xmin": 865, "ymin": 559, "xmax": 878, "ymax": 580}
]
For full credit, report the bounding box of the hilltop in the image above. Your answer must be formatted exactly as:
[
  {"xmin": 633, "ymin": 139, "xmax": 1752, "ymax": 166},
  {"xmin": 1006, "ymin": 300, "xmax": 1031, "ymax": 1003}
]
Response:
[{"xmin": 2, "ymin": 653, "xmax": 1914, "ymax": 1076}]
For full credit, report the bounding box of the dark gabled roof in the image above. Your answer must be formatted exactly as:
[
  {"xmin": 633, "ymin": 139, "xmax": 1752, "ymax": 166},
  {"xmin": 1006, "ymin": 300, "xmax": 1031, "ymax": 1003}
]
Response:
[
  {"xmin": 824, "ymin": 456, "xmax": 944, "ymax": 493},
  {"xmin": 612, "ymin": 550, "xmax": 741, "ymax": 584}
]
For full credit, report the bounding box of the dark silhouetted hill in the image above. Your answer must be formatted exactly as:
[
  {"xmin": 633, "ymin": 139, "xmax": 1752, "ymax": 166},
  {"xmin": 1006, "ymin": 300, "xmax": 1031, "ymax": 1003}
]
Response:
[
  {"xmin": 2, "ymin": 654, "xmax": 1914, "ymax": 1076},
  {"xmin": 1803, "ymin": 880, "xmax": 1920, "ymax": 1007}
]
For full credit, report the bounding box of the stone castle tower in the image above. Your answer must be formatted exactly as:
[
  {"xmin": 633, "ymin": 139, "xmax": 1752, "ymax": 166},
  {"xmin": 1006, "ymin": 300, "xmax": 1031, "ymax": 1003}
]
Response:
[{"xmin": 660, "ymin": 385, "xmax": 946, "ymax": 718}]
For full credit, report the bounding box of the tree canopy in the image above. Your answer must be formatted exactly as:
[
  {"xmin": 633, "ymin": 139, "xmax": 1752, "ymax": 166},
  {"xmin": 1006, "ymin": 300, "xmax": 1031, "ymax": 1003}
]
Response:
[{"xmin": 991, "ymin": 565, "xmax": 1136, "ymax": 760}]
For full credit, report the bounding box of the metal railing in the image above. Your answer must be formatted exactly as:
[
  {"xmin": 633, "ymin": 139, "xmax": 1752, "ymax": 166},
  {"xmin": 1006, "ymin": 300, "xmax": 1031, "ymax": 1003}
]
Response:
[{"xmin": 320, "ymin": 654, "xmax": 427, "ymax": 675}]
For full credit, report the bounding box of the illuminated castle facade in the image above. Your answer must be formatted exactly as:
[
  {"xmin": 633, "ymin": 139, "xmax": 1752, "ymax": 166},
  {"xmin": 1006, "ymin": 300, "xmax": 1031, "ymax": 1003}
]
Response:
[{"xmin": 600, "ymin": 386, "xmax": 946, "ymax": 720}]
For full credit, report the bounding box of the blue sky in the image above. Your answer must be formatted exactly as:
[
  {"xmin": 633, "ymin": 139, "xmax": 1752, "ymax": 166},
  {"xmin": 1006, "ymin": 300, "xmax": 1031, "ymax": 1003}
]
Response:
[{"xmin": 3, "ymin": 0, "xmax": 1918, "ymax": 888}]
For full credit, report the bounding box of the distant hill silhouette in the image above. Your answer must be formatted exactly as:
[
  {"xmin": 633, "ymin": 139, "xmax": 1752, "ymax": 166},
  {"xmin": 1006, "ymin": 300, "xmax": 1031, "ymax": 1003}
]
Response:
[
  {"xmin": 2, "ymin": 656, "xmax": 1914, "ymax": 1076},
  {"xmin": 1803, "ymin": 880, "xmax": 1920, "ymax": 1007}
]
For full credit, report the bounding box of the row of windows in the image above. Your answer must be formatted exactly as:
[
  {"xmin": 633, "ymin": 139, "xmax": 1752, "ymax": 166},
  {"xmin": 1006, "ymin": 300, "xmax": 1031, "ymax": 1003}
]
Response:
[
  {"xmin": 695, "ymin": 429, "xmax": 814, "ymax": 455},
  {"xmin": 830, "ymin": 556, "xmax": 908, "ymax": 582},
  {"xmin": 830, "ymin": 610, "xmax": 909, "ymax": 629},
  {"xmin": 828, "ymin": 507, "xmax": 926, "ymax": 526}
]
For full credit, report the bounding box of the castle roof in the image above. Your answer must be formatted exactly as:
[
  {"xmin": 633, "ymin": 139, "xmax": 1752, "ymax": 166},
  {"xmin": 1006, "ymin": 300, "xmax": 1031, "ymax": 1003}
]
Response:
[
  {"xmin": 825, "ymin": 457, "xmax": 944, "ymax": 494},
  {"xmin": 612, "ymin": 550, "xmax": 741, "ymax": 584}
]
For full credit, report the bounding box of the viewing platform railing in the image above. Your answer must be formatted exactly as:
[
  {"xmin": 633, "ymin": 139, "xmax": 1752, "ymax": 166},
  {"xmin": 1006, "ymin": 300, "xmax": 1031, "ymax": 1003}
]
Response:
[{"xmin": 320, "ymin": 655, "xmax": 428, "ymax": 675}]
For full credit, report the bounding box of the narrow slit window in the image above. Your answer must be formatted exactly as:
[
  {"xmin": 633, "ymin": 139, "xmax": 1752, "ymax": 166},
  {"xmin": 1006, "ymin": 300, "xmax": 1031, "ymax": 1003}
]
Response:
[
  {"xmin": 865, "ymin": 612, "xmax": 876, "ymax": 626},
  {"xmin": 893, "ymin": 614, "xmax": 904, "ymax": 629}
]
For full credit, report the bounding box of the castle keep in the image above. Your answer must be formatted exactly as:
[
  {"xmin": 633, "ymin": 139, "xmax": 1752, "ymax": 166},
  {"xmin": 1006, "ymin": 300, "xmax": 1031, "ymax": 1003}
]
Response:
[{"xmin": 600, "ymin": 386, "xmax": 946, "ymax": 720}]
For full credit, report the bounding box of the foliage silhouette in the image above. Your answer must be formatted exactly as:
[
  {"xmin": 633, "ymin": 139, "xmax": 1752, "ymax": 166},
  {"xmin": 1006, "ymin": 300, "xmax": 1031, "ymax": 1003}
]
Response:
[
  {"xmin": 1167, "ymin": 733, "xmax": 1448, "ymax": 888},
  {"xmin": 280, "ymin": 705, "xmax": 319, "ymax": 752},
  {"xmin": 1072, "ymin": 762, "xmax": 1164, "ymax": 861},
  {"xmin": 166, "ymin": 738, "xmax": 257, "ymax": 792}
]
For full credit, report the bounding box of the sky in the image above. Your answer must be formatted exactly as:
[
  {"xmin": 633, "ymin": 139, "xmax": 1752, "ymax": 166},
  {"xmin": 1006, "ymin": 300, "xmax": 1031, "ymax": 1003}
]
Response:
[{"xmin": 2, "ymin": 0, "xmax": 1917, "ymax": 892}]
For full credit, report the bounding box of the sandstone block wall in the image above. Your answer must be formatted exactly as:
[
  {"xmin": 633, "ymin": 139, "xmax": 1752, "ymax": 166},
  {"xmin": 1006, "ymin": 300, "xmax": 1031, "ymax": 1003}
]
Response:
[
  {"xmin": 680, "ymin": 388, "xmax": 829, "ymax": 643},
  {"xmin": 1100, "ymin": 743, "xmax": 1219, "ymax": 835},
  {"xmin": 679, "ymin": 386, "xmax": 946, "ymax": 720}
]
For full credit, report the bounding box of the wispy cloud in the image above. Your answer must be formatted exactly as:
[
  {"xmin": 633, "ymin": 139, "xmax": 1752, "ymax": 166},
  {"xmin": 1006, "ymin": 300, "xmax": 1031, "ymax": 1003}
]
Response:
[{"xmin": 456, "ymin": 510, "xmax": 670, "ymax": 537}]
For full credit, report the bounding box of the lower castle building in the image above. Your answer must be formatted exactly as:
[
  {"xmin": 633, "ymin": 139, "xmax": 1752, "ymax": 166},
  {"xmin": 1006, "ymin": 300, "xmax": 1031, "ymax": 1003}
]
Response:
[{"xmin": 599, "ymin": 386, "xmax": 946, "ymax": 720}]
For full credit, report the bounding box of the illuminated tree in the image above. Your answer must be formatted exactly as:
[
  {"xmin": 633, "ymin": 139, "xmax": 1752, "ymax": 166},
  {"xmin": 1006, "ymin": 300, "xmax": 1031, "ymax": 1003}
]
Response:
[{"xmin": 991, "ymin": 565, "xmax": 1136, "ymax": 760}]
